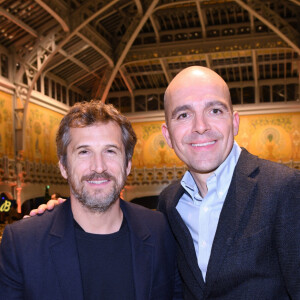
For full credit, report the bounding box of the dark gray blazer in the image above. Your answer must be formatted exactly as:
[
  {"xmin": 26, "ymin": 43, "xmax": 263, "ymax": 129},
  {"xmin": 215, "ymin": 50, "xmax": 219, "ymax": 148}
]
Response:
[
  {"xmin": 158, "ymin": 149, "xmax": 300, "ymax": 300},
  {"xmin": 0, "ymin": 199, "xmax": 182, "ymax": 300}
]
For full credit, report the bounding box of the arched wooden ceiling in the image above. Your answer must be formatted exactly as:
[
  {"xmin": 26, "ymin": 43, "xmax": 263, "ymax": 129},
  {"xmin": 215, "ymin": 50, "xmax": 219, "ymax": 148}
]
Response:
[{"xmin": 0, "ymin": 0, "xmax": 299, "ymax": 104}]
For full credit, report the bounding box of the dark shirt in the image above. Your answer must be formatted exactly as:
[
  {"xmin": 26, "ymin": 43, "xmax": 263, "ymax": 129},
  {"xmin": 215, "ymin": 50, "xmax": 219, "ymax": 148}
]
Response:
[{"xmin": 75, "ymin": 217, "xmax": 135, "ymax": 300}]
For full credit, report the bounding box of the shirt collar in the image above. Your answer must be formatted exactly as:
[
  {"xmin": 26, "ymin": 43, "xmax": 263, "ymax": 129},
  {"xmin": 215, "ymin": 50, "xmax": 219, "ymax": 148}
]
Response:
[{"xmin": 181, "ymin": 141, "xmax": 241, "ymax": 200}]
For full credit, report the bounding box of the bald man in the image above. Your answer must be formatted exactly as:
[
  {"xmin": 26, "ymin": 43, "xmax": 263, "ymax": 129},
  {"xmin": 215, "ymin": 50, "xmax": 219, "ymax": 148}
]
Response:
[{"xmin": 158, "ymin": 66, "xmax": 300, "ymax": 299}]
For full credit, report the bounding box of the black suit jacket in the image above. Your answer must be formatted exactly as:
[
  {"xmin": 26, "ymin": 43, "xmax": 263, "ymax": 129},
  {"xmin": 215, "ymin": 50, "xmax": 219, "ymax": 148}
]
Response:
[
  {"xmin": 0, "ymin": 199, "xmax": 182, "ymax": 300},
  {"xmin": 158, "ymin": 149, "xmax": 300, "ymax": 299}
]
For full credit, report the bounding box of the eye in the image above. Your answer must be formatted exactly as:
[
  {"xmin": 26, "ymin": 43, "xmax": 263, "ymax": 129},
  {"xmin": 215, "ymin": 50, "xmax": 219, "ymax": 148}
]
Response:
[
  {"xmin": 106, "ymin": 148, "xmax": 117, "ymax": 154},
  {"xmin": 177, "ymin": 112, "xmax": 189, "ymax": 119},
  {"xmin": 211, "ymin": 108, "xmax": 222, "ymax": 114},
  {"xmin": 78, "ymin": 149, "xmax": 88, "ymax": 155},
  {"xmin": 209, "ymin": 106, "xmax": 227, "ymax": 116}
]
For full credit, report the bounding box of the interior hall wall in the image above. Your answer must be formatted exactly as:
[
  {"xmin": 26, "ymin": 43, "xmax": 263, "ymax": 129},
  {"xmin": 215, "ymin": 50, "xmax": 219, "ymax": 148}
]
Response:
[
  {"xmin": 235, "ymin": 112, "xmax": 300, "ymax": 162},
  {"xmin": 130, "ymin": 112, "xmax": 300, "ymax": 169},
  {"xmin": 0, "ymin": 91, "xmax": 14, "ymax": 159},
  {"xmin": 0, "ymin": 89, "xmax": 67, "ymax": 206},
  {"xmin": 23, "ymin": 102, "xmax": 63, "ymax": 164},
  {"xmin": 1, "ymin": 87, "xmax": 299, "ymax": 205}
]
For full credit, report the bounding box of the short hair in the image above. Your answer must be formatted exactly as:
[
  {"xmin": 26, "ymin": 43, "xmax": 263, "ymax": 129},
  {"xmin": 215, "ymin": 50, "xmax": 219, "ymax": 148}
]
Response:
[{"xmin": 56, "ymin": 100, "xmax": 137, "ymax": 168}]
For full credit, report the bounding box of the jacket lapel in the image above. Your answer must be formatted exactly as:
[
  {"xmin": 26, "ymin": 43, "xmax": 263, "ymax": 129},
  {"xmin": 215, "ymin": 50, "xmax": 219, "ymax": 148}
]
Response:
[
  {"xmin": 166, "ymin": 184, "xmax": 206, "ymax": 290},
  {"xmin": 121, "ymin": 200, "xmax": 153, "ymax": 300},
  {"xmin": 205, "ymin": 149, "xmax": 259, "ymax": 295},
  {"xmin": 49, "ymin": 200, "xmax": 84, "ymax": 300}
]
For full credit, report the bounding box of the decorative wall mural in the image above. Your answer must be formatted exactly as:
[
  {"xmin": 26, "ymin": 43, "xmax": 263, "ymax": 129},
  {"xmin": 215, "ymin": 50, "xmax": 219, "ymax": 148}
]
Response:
[
  {"xmin": 131, "ymin": 112, "xmax": 300, "ymax": 168},
  {"xmin": 0, "ymin": 91, "xmax": 14, "ymax": 158},
  {"xmin": 1, "ymin": 88, "xmax": 298, "ymax": 168},
  {"xmin": 23, "ymin": 103, "xmax": 63, "ymax": 164},
  {"xmin": 131, "ymin": 122, "xmax": 183, "ymax": 168},
  {"xmin": 235, "ymin": 112, "xmax": 300, "ymax": 162}
]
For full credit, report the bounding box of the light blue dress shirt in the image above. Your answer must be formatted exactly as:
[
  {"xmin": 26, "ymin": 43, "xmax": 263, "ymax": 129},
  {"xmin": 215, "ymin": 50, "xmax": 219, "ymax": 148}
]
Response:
[{"xmin": 176, "ymin": 141, "xmax": 241, "ymax": 281}]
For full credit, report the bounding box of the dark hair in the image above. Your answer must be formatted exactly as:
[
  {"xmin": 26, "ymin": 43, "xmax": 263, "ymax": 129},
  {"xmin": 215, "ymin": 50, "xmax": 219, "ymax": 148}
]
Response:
[{"xmin": 56, "ymin": 100, "xmax": 137, "ymax": 168}]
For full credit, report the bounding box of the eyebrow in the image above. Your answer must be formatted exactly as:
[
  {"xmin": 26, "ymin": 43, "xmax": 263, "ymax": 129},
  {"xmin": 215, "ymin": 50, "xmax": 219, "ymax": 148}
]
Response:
[
  {"xmin": 75, "ymin": 144, "xmax": 89, "ymax": 150},
  {"xmin": 205, "ymin": 100, "xmax": 230, "ymax": 112},
  {"xmin": 104, "ymin": 144, "xmax": 121, "ymax": 151},
  {"xmin": 72, "ymin": 144, "xmax": 89, "ymax": 153},
  {"xmin": 73, "ymin": 144, "xmax": 121, "ymax": 153}
]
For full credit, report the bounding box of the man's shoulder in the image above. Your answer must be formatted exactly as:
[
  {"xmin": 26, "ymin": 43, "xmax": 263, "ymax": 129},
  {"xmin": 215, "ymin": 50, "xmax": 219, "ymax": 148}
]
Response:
[{"xmin": 239, "ymin": 148, "xmax": 299, "ymax": 182}]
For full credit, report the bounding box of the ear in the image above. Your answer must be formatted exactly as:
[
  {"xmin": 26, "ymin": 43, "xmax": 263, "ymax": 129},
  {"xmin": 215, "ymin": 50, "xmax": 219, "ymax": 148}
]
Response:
[
  {"xmin": 58, "ymin": 160, "xmax": 68, "ymax": 180},
  {"xmin": 126, "ymin": 160, "xmax": 132, "ymax": 177},
  {"xmin": 232, "ymin": 111, "xmax": 240, "ymax": 136},
  {"xmin": 161, "ymin": 123, "xmax": 173, "ymax": 149}
]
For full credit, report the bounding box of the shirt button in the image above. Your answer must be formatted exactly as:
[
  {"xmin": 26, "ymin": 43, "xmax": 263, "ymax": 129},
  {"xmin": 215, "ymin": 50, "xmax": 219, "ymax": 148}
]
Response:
[{"xmin": 203, "ymin": 206, "xmax": 209, "ymax": 212}]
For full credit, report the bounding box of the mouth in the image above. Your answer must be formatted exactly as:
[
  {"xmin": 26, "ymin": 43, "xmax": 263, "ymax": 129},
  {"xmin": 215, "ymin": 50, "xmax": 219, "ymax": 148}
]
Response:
[
  {"xmin": 87, "ymin": 179, "xmax": 109, "ymax": 185},
  {"xmin": 191, "ymin": 141, "xmax": 216, "ymax": 147}
]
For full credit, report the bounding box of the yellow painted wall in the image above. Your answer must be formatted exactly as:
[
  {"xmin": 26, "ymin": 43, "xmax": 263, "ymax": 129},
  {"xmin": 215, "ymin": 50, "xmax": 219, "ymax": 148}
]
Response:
[
  {"xmin": 23, "ymin": 102, "xmax": 63, "ymax": 164},
  {"xmin": 1, "ymin": 89, "xmax": 299, "ymax": 167},
  {"xmin": 132, "ymin": 121, "xmax": 183, "ymax": 168},
  {"xmin": 0, "ymin": 91, "xmax": 14, "ymax": 158},
  {"xmin": 235, "ymin": 112, "xmax": 300, "ymax": 162},
  {"xmin": 131, "ymin": 112, "xmax": 300, "ymax": 168}
]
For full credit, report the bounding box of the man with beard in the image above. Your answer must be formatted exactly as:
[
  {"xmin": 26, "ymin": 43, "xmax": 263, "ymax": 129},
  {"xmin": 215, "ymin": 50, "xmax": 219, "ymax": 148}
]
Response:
[{"xmin": 0, "ymin": 101, "xmax": 182, "ymax": 300}]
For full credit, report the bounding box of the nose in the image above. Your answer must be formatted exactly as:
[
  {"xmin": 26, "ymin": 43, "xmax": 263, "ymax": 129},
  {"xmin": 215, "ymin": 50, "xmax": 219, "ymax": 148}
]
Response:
[
  {"xmin": 90, "ymin": 153, "xmax": 107, "ymax": 174},
  {"xmin": 192, "ymin": 112, "xmax": 210, "ymax": 134}
]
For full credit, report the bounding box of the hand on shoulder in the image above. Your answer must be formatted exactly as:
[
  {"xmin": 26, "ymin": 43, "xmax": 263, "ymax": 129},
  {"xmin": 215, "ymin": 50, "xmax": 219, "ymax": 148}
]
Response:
[{"xmin": 23, "ymin": 198, "xmax": 66, "ymax": 218}]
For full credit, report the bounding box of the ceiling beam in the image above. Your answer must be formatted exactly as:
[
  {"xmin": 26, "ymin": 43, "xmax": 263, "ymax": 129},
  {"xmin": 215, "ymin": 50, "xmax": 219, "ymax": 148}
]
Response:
[
  {"xmin": 159, "ymin": 58, "xmax": 172, "ymax": 83},
  {"xmin": 119, "ymin": 66, "xmax": 135, "ymax": 93},
  {"xmin": 149, "ymin": 15, "xmax": 160, "ymax": 42},
  {"xmin": 98, "ymin": 0, "xmax": 160, "ymax": 102},
  {"xmin": 46, "ymin": 41, "xmax": 89, "ymax": 72},
  {"xmin": 126, "ymin": 33, "xmax": 283, "ymax": 62},
  {"xmin": 70, "ymin": 0, "xmax": 120, "ymax": 30},
  {"xmin": 195, "ymin": 0, "xmax": 207, "ymax": 38},
  {"xmin": 68, "ymin": 63, "xmax": 106, "ymax": 87},
  {"xmin": 134, "ymin": 0, "xmax": 143, "ymax": 15},
  {"xmin": 234, "ymin": 0, "xmax": 300, "ymax": 55},
  {"xmin": 77, "ymin": 26, "xmax": 114, "ymax": 67},
  {"xmin": 289, "ymin": 0, "xmax": 300, "ymax": 6},
  {"xmin": 35, "ymin": 0, "xmax": 69, "ymax": 32},
  {"xmin": 20, "ymin": 0, "xmax": 120, "ymax": 151},
  {"xmin": 251, "ymin": 49, "xmax": 259, "ymax": 103},
  {"xmin": 58, "ymin": 49, "xmax": 97, "ymax": 74},
  {"xmin": 0, "ymin": 7, "xmax": 38, "ymax": 37}
]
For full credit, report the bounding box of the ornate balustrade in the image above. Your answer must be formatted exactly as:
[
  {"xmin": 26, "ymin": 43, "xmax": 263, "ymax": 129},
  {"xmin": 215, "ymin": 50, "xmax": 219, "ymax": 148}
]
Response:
[
  {"xmin": 0, "ymin": 156, "xmax": 299, "ymax": 190},
  {"xmin": 0, "ymin": 156, "xmax": 66, "ymax": 186},
  {"xmin": 127, "ymin": 165, "xmax": 187, "ymax": 186}
]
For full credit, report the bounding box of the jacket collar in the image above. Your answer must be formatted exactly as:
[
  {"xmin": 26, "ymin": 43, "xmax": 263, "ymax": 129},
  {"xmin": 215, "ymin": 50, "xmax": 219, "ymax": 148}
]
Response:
[
  {"xmin": 165, "ymin": 184, "xmax": 206, "ymax": 290},
  {"xmin": 48, "ymin": 200, "xmax": 84, "ymax": 300},
  {"xmin": 120, "ymin": 200, "xmax": 153, "ymax": 300},
  {"xmin": 205, "ymin": 148, "xmax": 259, "ymax": 295}
]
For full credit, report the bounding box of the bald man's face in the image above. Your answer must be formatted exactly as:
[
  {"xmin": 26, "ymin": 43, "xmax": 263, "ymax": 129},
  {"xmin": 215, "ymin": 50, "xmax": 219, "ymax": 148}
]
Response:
[{"xmin": 162, "ymin": 68, "xmax": 239, "ymax": 176}]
